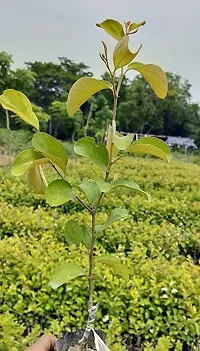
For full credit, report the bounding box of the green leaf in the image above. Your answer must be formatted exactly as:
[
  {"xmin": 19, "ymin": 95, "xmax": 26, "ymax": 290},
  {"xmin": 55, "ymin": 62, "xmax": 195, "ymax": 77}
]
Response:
[
  {"xmin": 49, "ymin": 263, "xmax": 86, "ymax": 289},
  {"xmin": 95, "ymin": 208, "xmax": 128, "ymax": 232},
  {"xmin": 67, "ymin": 78, "xmax": 112, "ymax": 117},
  {"xmin": 65, "ymin": 220, "xmax": 84, "ymax": 245},
  {"xmin": 32, "ymin": 132, "xmax": 68, "ymax": 173},
  {"xmin": 113, "ymin": 133, "xmax": 133, "ymax": 150},
  {"xmin": 96, "ymin": 180, "xmax": 113, "ymax": 193},
  {"xmin": 128, "ymin": 137, "xmax": 171, "ymax": 162},
  {"xmin": 46, "ymin": 179, "xmax": 75, "ymax": 207},
  {"xmin": 96, "ymin": 19, "xmax": 125, "ymax": 40},
  {"xmin": 106, "ymin": 124, "xmax": 119, "ymax": 158},
  {"xmin": 78, "ymin": 180, "xmax": 100, "ymax": 205},
  {"xmin": 113, "ymin": 36, "xmax": 142, "ymax": 70},
  {"xmin": 115, "ymin": 177, "xmax": 151, "ymax": 201},
  {"xmin": 81, "ymin": 225, "xmax": 91, "ymax": 250},
  {"xmin": 127, "ymin": 62, "xmax": 168, "ymax": 99},
  {"xmin": 11, "ymin": 149, "xmax": 49, "ymax": 176},
  {"xmin": 74, "ymin": 137, "xmax": 109, "ymax": 171},
  {"xmin": 65, "ymin": 221, "xmax": 91, "ymax": 249},
  {"xmin": 129, "ymin": 21, "xmax": 146, "ymax": 32},
  {"xmin": 96, "ymin": 255, "xmax": 129, "ymax": 281},
  {"xmin": 0, "ymin": 89, "xmax": 39, "ymax": 130},
  {"xmin": 26, "ymin": 166, "xmax": 46, "ymax": 195}
]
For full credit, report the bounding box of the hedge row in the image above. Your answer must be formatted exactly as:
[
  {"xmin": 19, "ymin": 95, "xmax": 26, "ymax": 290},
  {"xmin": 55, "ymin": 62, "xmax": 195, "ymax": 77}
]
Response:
[{"xmin": 0, "ymin": 157, "xmax": 200, "ymax": 350}]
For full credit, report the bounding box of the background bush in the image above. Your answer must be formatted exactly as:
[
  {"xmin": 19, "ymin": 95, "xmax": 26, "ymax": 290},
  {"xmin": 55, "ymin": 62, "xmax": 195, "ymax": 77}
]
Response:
[{"xmin": 0, "ymin": 157, "xmax": 200, "ymax": 351}]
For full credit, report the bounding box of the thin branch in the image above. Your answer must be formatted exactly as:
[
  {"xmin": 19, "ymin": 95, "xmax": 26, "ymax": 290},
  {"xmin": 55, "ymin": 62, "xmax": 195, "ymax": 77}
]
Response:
[
  {"xmin": 84, "ymin": 57, "xmax": 125, "ymax": 342},
  {"xmin": 88, "ymin": 212, "xmax": 96, "ymax": 310},
  {"xmin": 76, "ymin": 195, "xmax": 93, "ymax": 213},
  {"xmin": 111, "ymin": 151, "xmax": 126, "ymax": 165},
  {"xmin": 50, "ymin": 162, "xmax": 64, "ymax": 179},
  {"xmin": 5, "ymin": 110, "xmax": 11, "ymax": 168}
]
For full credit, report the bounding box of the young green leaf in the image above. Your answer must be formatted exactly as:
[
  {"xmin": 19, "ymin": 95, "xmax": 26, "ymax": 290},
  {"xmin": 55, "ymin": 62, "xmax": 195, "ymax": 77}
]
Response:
[
  {"xmin": 95, "ymin": 208, "xmax": 128, "ymax": 232},
  {"xmin": 49, "ymin": 263, "xmax": 86, "ymax": 289},
  {"xmin": 26, "ymin": 166, "xmax": 46, "ymax": 195},
  {"xmin": 96, "ymin": 180, "xmax": 113, "ymax": 193},
  {"xmin": 96, "ymin": 255, "xmax": 129, "ymax": 281},
  {"xmin": 115, "ymin": 177, "xmax": 151, "ymax": 201},
  {"xmin": 65, "ymin": 220, "xmax": 84, "ymax": 245},
  {"xmin": 96, "ymin": 19, "xmax": 125, "ymax": 40},
  {"xmin": 32, "ymin": 132, "xmax": 68, "ymax": 173},
  {"xmin": 129, "ymin": 21, "xmax": 146, "ymax": 32},
  {"xmin": 127, "ymin": 62, "xmax": 168, "ymax": 99},
  {"xmin": 81, "ymin": 225, "xmax": 91, "ymax": 250},
  {"xmin": 46, "ymin": 179, "xmax": 75, "ymax": 207},
  {"xmin": 113, "ymin": 133, "xmax": 133, "ymax": 150},
  {"xmin": 67, "ymin": 78, "xmax": 112, "ymax": 117},
  {"xmin": 74, "ymin": 137, "xmax": 109, "ymax": 171},
  {"xmin": 128, "ymin": 137, "xmax": 171, "ymax": 162},
  {"xmin": 78, "ymin": 180, "xmax": 100, "ymax": 205},
  {"xmin": 0, "ymin": 89, "xmax": 39, "ymax": 130},
  {"xmin": 106, "ymin": 124, "xmax": 119, "ymax": 158},
  {"xmin": 11, "ymin": 149, "xmax": 49, "ymax": 176},
  {"xmin": 113, "ymin": 36, "xmax": 142, "ymax": 70},
  {"xmin": 65, "ymin": 220, "xmax": 91, "ymax": 249}
]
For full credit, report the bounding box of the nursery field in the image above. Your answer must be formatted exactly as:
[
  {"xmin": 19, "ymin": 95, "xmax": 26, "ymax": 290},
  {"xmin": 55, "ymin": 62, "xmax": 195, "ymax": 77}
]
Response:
[{"xmin": 0, "ymin": 157, "xmax": 200, "ymax": 351}]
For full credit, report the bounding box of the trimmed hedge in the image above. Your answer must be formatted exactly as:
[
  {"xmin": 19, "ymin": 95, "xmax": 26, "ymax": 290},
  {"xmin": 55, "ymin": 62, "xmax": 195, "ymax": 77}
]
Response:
[{"xmin": 0, "ymin": 157, "xmax": 200, "ymax": 350}]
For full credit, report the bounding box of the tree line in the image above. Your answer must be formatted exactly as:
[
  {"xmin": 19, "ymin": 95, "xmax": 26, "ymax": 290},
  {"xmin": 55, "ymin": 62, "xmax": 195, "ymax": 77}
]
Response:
[{"xmin": 1, "ymin": 51, "xmax": 200, "ymax": 146}]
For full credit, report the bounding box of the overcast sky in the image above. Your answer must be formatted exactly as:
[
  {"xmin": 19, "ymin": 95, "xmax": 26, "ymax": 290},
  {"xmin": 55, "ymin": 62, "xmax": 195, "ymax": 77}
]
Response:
[{"xmin": 1, "ymin": 0, "xmax": 200, "ymax": 102}]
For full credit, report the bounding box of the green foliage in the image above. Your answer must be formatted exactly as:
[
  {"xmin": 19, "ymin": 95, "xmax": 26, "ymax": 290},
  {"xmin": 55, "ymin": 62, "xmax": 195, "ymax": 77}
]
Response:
[
  {"xmin": 114, "ymin": 177, "xmax": 151, "ymax": 201},
  {"xmin": 26, "ymin": 166, "xmax": 46, "ymax": 195},
  {"xmin": 113, "ymin": 133, "xmax": 133, "ymax": 150},
  {"xmin": 0, "ymin": 158, "xmax": 200, "ymax": 350},
  {"xmin": 113, "ymin": 36, "xmax": 141, "ymax": 70},
  {"xmin": 1, "ymin": 17, "xmax": 198, "ymax": 351},
  {"xmin": 66, "ymin": 78, "xmax": 112, "ymax": 117},
  {"xmin": 128, "ymin": 137, "xmax": 171, "ymax": 162},
  {"xmin": 11, "ymin": 149, "xmax": 48, "ymax": 176},
  {"xmin": 32, "ymin": 132, "xmax": 68, "ymax": 173},
  {"xmin": 0, "ymin": 129, "xmax": 32, "ymax": 155},
  {"xmin": 0, "ymin": 53, "xmax": 198, "ymax": 145},
  {"xmin": 78, "ymin": 179, "xmax": 100, "ymax": 205},
  {"xmin": 49, "ymin": 263, "xmax": 86, "ymax": 289},
  {"xmin": 95, "ymin": 208, "xmax": 129, "ymax": 232},
  {"xmin": 96, "ymin": 19, "xmax": 125, "ymax": 41},
  {"xmin": 46, "ymin": 179, "xmax": 75, "ymax": 206},
  {"xmin": 64, "ymin": 220, "xmax": 91, "ymax": 249},
  {"xmin": 15, "ymin": 104, "xmax": 50, "ymax": 132},
  {"xmin": 129, "ymin": 21, "xmax": 146, "ymax": 32},
  {"xmin": 0, "ymin": 89, "xmax": 39, "ymax": 130},
  {"xmin": 74, "ymin": 137, "xmax": 109, "ymax": 170},
  {"xmin": 96, "ymin": 255, "xmax": 129, "ymax": 281},
  {"xmin": 127, "ymin": 63, "xmax": 168, "ymax": 99}
]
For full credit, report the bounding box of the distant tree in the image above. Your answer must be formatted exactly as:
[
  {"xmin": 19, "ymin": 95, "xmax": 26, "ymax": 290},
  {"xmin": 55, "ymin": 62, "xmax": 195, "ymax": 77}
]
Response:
[
  {"xmin": 26, "ymin": 58, "xmax": 93, "ymax": 111},
  {"xmin": 117, "ymin": 76, "xmax": 158, "ymax": 134},
  {"xmin": 49, "ymin": 100, "xmax": 83, "ymax": 141},
  {"xmin": 1, "ymin": 51, "xmax": 200, "ymax": 145}
]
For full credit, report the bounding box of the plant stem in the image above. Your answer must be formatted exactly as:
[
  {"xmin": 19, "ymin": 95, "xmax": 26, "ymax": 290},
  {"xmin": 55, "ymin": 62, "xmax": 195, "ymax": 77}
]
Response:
[
  {"xmin": 88, "ymin": 211, "xmax": 96, "ymax": 310},
  {"xmin": 5, "ymin": 110, "xmax": 11, "ymax": 168},
  {"xmin": 108, "ymin": 67, "xmax": 124, "ymax": 168},
  {"xmin": 76, "ymin": 195, "xmax": 92, "ymax": 213},
  {"xmin": 84, "ymin": 66, "xmax": 125, "ymax": 339},
  {"xmin": 111, "ymin": 151, "xmax": 126, "ymax": 165},
  {"xmin": 51, "ymin": 162, "xmax": 64, "ymax": 179}
]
